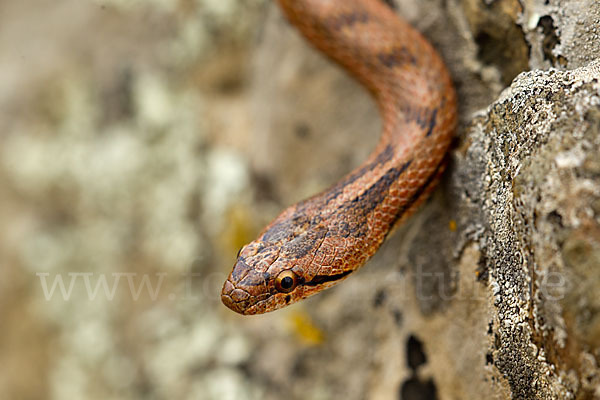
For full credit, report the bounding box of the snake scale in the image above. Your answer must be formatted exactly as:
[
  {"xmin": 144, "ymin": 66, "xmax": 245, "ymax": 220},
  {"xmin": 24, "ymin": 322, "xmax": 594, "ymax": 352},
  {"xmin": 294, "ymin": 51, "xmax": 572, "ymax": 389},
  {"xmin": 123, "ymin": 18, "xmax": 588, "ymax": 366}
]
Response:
[{"xmin": 222, "ymin": 0, "xmax": 457, "ymax": 315}]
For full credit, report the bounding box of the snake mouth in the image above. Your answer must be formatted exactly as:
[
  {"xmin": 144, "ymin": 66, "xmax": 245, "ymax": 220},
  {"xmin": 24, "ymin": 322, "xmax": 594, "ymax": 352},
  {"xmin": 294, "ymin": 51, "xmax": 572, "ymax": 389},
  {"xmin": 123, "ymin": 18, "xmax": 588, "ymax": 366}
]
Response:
[
  {"xmin": 221, "ymin": 293, "xmax": 245, "ymax": 314},
  {"xmin": 304, "ymin": 270, "xmax": 352, "ymax": 286},
  {"xmin": 221, "ymin": 280, "xmax": 250, "ymax": 314}
]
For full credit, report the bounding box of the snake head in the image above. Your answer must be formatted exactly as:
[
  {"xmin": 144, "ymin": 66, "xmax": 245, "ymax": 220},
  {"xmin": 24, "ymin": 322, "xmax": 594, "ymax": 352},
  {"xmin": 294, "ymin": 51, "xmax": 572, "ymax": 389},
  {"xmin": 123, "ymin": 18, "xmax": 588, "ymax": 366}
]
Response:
[
  {"xmin": 221, "ymin": 212, "xmax": 353, "ymax": 314},
  {"xmin": 221, "ymin": 241, "xmax": 281, "ymax": 315}
]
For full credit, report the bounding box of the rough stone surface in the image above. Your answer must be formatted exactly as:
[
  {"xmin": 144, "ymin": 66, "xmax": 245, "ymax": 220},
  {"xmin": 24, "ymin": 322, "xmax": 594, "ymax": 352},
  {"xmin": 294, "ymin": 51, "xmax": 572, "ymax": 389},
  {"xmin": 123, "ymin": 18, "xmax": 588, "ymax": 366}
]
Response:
[
  {"xmin": 452, "ymin": 63, "xmax": 600, "ymax": 399},
  {"xmin": 1, "ymin": 0, "xmax": 599, "ymax": 399}
]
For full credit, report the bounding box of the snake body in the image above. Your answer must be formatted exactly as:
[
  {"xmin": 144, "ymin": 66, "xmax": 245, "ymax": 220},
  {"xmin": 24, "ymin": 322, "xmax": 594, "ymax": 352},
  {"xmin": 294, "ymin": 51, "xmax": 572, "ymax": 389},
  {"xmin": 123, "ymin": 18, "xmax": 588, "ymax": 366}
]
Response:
[{"xmin": 221, "ymin": 0, "xmax": 457, "ymax": 315}]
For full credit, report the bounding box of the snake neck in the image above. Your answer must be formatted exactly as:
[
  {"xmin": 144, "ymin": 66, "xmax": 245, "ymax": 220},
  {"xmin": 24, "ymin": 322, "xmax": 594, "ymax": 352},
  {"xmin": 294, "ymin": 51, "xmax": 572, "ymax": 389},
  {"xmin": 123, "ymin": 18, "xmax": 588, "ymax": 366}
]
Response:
[{"xmin": 267, "ymin": 0, "xmax": 457, "ymax": 259}]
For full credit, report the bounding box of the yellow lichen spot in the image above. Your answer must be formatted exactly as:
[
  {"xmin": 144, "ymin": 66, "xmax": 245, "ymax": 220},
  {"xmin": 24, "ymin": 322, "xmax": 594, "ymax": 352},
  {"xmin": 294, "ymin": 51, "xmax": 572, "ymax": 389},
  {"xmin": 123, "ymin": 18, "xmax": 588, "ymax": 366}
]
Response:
[
  {"xmin": 221, "ymin": 204, "xmax": 256, "ymax": 256},
  {"xmin": 288, "ymin": 311, "xmax": 325, "ymax": 346},
  {"xmin": 448, "ymin": 219, "xmax": 457, "ymax": 232}
]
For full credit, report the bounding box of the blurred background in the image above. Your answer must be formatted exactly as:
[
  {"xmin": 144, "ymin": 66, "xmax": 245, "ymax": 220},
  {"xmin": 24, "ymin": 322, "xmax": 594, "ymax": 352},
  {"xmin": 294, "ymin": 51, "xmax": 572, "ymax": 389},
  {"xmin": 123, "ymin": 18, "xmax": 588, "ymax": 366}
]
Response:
[
  {"xmin": 0, "ymin": 0, "xmax": 517, "ymax": 399},
  {"xmin": 0, "ymin": 0, "xmax": 389, "ymax": 398}
]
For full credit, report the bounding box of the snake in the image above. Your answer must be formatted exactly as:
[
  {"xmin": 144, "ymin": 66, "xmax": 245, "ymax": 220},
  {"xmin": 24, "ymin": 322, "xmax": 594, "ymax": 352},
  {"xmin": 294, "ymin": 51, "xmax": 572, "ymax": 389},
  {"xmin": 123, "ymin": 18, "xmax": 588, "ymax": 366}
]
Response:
[{"xmin": 221, "ymin": 0, "xmax": 457, "ymax": 315}]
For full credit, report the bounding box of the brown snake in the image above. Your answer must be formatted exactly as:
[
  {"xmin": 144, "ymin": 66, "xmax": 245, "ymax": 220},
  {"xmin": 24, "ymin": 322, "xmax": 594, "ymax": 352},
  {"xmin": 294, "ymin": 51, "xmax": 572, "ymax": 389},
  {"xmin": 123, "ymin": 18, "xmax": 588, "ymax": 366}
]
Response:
[{"xmin": 221, "ymin": 0, "xmax": 457, "ymax": 314}]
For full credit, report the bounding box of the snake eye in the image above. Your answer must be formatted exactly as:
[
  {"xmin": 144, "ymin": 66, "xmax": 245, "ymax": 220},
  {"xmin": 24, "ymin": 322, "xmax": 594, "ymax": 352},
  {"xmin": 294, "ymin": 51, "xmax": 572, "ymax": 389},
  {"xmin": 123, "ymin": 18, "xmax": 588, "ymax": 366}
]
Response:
[{"xmin": 275, "ymin": 270, "xmax": 298, "ymax": 293}]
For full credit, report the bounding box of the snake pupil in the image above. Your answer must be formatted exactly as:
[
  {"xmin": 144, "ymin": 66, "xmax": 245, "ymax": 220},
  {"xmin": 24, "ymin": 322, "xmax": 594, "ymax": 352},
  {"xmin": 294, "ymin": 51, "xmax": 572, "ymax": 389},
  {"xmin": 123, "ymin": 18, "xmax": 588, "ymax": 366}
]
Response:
[{"xmin": 281, "ymin": 276, "xmax": 294, "ymax": 289}]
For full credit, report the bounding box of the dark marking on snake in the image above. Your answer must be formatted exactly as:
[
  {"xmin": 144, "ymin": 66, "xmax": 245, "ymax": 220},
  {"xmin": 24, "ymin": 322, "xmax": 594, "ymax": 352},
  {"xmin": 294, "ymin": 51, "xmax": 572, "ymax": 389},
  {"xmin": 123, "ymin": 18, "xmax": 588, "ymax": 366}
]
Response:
[
  {"xmin": 328, "ymin": 11, "xmax": 369, "ymax": 30},
  {"xmin": 232, "ymin": 258, "xmax": 251, "ymax": 281},
  {"xmin": 262, "ymin": 214, "xmax": 308, "ymax": 242},
  {"xmin": 305, "ymin": 270, "xmax": 352, "ymax": 286},
  {"xmin": 380, "ymin": 0, "xmax": 396, "ymax": 10},
  {"xmin": 351, "ymin": 160, "xmax": 412, "ymax": 213},
  {"xmin": 327, "ymin": 143, "xmax": 394, "ymax": 201},
  {"xmin": 239, "ymin": 269, "xmax": 269, "ymax": 287},
  {"xmin": 329, "ymin": 160, "xmax": 412, "ymax": 238},
  {"xmin": 294, "ymin": 143, "xmax": 395, "ymax": 215},
  {"xmin": 283, "ymin": 226, "xmax": 328, "ymax": 258},
  {"xmin": 378, "ymin": 47, "xmax": 417, "ymax": 68},
  {"xmin": 400, "ymin": 104, "xmax": 438, "ymax": 135},
  {"xmin": 425, "ymin": 108, "xmax": 438, "ymax": 137}
]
